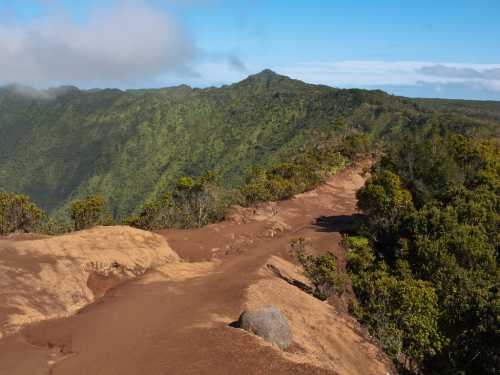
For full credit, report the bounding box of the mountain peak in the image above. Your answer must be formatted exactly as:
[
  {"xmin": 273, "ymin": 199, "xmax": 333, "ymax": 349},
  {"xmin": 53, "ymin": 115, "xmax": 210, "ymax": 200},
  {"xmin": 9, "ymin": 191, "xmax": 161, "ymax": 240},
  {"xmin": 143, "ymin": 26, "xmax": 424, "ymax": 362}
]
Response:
[
  {"xmin": 235, "ymin": 69, "xmax": 299, "ymax": 91},
  {"xmin": 247, "ymin": 69, "xmax": 286, "ymax": 82},
  {"xmin": 253, "ymin": 69, "xmax": 279, "ymax": 77}
]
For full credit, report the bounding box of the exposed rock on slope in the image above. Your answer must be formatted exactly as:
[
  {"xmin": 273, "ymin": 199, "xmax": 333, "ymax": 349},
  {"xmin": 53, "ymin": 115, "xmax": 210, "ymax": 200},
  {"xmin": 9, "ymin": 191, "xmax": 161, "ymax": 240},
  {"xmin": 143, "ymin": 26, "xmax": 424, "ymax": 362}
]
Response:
[
  {"xmin": 238, "ymin": 306, "xmax": 293, "ymax": 350},
  {"xmin": 242, "ymin": 256, "xmax": 394, "ymax": 375},
  {"xmin": 0, "ymin": 226, "xmax": 178, "ymax": 338}
]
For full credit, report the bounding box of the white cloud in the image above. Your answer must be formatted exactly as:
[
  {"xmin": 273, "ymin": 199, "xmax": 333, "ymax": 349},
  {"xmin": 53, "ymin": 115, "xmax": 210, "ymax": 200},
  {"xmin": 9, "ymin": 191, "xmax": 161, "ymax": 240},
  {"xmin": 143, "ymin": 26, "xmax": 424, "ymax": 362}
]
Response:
[
  {"xmin": 0, "ymin": 1, "xmax": 197, "ymax": 86},
  {"xmin": 272, "ymin": 61, "xmax": 500, "ymax": 92},
  {"xmin": 157, "ymin": 62, "xmax": 249, "ymax": 87},
  {"xmin": 1, "ymin": 0, "xmax": 498, "ymax": 101},
  {"xmin": 150, "ymin": 60, "xmax": 500, "ymax": 101},
  {"xmin": 418, "ymin": 65, "xmax": 500, "ymax": 80}
]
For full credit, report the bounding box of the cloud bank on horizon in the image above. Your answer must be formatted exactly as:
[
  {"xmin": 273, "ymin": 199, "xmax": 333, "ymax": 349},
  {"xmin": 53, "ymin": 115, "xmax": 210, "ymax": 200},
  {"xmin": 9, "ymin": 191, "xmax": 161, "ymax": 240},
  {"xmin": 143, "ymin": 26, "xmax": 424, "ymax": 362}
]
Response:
[
  {"xmin": 0, "ymin": 2, "xmax": 198, "ymax": 86},
  {"xmin": 276, "ymin": 61, "xmax": 500, "ymax": 100},
  {"xmin": 162, "ymin": 60, "xmax": 500, "ymax": 100},
  {"xmin": 0, "ymin": 0, "xmax": 499, "ymax": 100}
]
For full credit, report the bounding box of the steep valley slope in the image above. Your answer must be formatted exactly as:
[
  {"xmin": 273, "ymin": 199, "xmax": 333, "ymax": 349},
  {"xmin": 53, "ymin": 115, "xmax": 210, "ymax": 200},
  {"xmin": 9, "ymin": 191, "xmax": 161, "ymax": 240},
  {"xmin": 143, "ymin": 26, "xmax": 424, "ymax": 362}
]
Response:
[{"xmin": 2, "ymin": 70, "xmax": 499, "ymax": 220}]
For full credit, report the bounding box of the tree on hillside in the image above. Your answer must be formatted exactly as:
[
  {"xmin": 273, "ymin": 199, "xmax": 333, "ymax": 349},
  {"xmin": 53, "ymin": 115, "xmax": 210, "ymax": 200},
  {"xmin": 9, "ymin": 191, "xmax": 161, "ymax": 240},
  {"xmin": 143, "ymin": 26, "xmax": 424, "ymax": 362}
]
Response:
[
  {"xmin": 0, "ymin": 192, "xmax": 45, "ymax": 235},
  {"xmin": 128, "ymin": 171, "xmax": 224, "ymax": 230},
  {"xmin": 70, "ymin": 196, "xmax": 113, "ymax": 231}
]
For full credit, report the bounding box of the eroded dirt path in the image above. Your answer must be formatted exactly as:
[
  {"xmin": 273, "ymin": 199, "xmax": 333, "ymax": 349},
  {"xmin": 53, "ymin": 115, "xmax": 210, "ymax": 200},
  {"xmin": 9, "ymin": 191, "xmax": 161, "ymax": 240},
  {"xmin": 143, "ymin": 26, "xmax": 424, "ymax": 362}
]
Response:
[{"xmin": 0, "ymin": 163, "xmax": 388, "ymax": 375}]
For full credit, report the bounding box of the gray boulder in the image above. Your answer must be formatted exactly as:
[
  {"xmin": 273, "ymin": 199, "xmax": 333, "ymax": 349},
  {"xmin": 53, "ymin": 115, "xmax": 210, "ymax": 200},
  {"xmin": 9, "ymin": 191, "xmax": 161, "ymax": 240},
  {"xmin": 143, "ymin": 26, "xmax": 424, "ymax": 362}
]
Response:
[{"xmin": 238, "ymin": 306, "xmax": 293, "ymax": 350}]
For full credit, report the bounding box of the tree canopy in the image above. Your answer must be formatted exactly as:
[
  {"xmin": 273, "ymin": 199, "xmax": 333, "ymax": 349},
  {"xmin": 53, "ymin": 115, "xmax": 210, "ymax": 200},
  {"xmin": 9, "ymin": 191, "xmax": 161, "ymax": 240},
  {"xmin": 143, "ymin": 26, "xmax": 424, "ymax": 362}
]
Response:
[{"xmin": 350, "ymin": 128, "xmax": 499, "ymax": 374}]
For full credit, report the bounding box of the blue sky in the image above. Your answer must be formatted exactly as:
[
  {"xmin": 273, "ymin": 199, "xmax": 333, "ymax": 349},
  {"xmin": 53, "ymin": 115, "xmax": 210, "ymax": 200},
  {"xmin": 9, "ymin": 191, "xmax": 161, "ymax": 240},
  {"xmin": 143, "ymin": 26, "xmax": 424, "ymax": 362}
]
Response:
[{"xmin": 1, "ymin": 0, "xmax": 500, "ymax": 99}]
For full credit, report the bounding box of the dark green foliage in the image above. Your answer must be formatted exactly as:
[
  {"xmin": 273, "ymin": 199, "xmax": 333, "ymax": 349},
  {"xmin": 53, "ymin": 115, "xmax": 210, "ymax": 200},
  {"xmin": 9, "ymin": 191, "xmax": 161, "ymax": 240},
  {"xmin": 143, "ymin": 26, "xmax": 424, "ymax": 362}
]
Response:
[
  {"xmin": 128, "ymin": 172, "xmax": 224, "ymax": 229},
  {"xmin": 357, "ymin": 171, "xmax": 413, "ymax": 225},
  {"xmin": 344, "ymin": 236, "xmax": 374, "ymax": 274},
  {"xmin": 415, "ymin": 98, "xmax": 500, "ymax": 123},
  {"xmin": 291, "ymin": 238, "xmax": 346, "ymax": 300},
  {"xmin": 131, "ymin": 141, "xmax": 349, "ymax": 230},
  {"xmin": 350, "ymin": 131, "xmax": 499, "ymax": 374},
  {"xmin": 340, "ymin": 133, "xmax": 371, "ymax": 161},
  {"xmin": 242, "ymin": 144, "xmax": 346, "ymax": 204},
  {"xmin": 346, "ymin": 237, "xmax": 445, "ymax": 369},
  {"xmin": 124, "ymin": 193, "xmax": 173, "ymax": 230},
  {"xmin": 353, "ymin": 266, "xmax": 444, "ymax": 366},
  {"xmin": 70, "ymin": 196, "xmax": 113, "ymax": 231},
  {"xmin": 0, "ymin": 192, "xmax": 44, "ymax": 235}
]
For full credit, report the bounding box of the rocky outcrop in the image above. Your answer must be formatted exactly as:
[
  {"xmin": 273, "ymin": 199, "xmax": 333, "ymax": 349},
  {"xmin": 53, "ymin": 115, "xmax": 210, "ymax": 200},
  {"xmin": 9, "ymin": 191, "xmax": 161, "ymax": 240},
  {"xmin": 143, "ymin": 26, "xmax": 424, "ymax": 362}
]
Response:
[
  {"xmin": 238, "ymin": 306, "xmax": 293, "ymax": 350},
  {"xmin": 243, "ymin": 255, "xmax": 395, "ymax": 375}
]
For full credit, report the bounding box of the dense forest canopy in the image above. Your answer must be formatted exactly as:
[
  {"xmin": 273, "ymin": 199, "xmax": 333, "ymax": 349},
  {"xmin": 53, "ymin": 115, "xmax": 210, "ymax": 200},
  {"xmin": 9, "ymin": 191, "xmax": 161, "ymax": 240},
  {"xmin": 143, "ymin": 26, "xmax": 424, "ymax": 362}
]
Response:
[
  {"xmin": 349, "ymin": 128, "xmax": 499, "ymax": 374},
  {"xmin": 1, "ymin": 71, "xmax": 499, "ymax": 222}
]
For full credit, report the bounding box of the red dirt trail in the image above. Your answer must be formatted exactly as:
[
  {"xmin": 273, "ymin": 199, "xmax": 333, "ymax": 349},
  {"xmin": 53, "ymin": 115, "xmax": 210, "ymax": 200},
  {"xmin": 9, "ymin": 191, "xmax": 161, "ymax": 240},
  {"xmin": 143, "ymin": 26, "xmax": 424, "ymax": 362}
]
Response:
[{"xmin": 0, "ymin": 163, "xmax": 388, "ymax": 375}]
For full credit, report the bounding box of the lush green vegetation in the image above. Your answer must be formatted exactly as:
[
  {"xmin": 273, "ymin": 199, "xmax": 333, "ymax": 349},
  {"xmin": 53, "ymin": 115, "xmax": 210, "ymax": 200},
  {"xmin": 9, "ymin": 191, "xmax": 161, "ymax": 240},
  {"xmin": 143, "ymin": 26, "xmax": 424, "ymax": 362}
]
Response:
[
  {"xmin": 0, "ymin": 192, "xmax": 44, "ymax": 235},
  {"xmin": 128, "ymin": 135, "xmax": 359, "ymax": 230},
  {"xmin": 241, "ymin": 143, "xmax": 347, "ymax": 204},
  {"xmin": 0, "ymin": 192, "xmax": 112, "ymax": 235},
  {"xmin": 347, "ymin": 129, "xmax": 499, "ymax": 374},
  {"xmin": 416, "ymin": 98, "xmax": 500, "ymax": 123},
  {"xmin": 7, "ymin": 70, "xmax": 497, "ymax": 221},
  {"xmin": 290, "ymin": 237, "xmax": 346, "ymax": 300},
  {"xmin": 0, "ymin": 134, "xmax": 360, "ymax": 233},
  {"xmin": 70, "ymin": 196, "xmax": 113, "ymax": 230},
  {"xmin": 126, "ymin": 172, "xmax": 225, "ymax": 230}
]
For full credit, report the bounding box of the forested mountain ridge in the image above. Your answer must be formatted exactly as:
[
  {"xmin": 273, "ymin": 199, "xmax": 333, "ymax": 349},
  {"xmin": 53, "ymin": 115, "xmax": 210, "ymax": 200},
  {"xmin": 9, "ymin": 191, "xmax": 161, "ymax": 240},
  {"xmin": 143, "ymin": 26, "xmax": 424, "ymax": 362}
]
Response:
[
  {"xmin": 1, "ymin": 71, "xmax": 499, "ymax": 374},
  {"xmin": 1, "ymin": 70, "xmax": 499, "ymax": 219},
  {"xmin": 416, "ymin": 97, "xmax": 500, "ymax": 122}
]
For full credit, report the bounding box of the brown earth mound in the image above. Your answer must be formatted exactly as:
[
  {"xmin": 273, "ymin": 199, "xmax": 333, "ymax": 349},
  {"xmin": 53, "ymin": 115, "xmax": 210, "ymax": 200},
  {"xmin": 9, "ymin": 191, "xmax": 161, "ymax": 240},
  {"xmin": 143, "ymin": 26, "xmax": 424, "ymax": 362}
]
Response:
[{"xmin": 0, "ymin": 226, "xmax": 178, "ymax": 338}]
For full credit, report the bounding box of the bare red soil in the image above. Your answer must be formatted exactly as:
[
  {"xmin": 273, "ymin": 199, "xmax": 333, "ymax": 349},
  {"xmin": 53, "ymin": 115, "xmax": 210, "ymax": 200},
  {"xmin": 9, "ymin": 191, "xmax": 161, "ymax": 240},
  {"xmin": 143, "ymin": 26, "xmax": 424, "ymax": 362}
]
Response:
[{"xmin": 0, "ymin": 163, "xmax": 393, "ymax": 375}]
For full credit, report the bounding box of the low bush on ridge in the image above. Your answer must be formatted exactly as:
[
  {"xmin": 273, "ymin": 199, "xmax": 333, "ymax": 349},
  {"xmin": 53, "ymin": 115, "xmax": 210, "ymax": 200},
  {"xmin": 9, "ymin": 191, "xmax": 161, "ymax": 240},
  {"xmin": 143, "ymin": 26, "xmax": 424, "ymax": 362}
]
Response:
[
  {"xmin": 126, "ymin": 172, "xmax": 225, "ymax": 230},
  {"xmin": 0, "ymin": 192, "xmax": 45, "ymax": 235},
  {"xmin": 70, "ymin": 195, "xmax": 113, "ymax": 231},
  {"xmin": 241, "ymin": 144, "xmax": 347, "ymax": 205},
  {"xmin": 290, "ymin": 237, "xmax": 347, "ymax": 300}
]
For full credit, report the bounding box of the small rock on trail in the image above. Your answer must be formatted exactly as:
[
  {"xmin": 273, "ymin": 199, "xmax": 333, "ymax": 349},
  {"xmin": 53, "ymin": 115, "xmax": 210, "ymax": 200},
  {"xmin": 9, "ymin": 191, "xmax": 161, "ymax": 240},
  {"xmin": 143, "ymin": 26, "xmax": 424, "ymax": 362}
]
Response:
[{"xmin": 238, "ymin": 306, "xmax": 293, "ymax": 350}]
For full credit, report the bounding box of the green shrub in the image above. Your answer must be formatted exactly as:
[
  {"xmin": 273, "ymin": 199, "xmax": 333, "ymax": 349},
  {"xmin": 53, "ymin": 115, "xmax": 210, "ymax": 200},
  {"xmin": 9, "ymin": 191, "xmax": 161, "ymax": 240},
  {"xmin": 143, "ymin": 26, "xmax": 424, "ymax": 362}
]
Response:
[
  {"xmin": 344, "ymin": 236, "xmax": 375, "ymax": 274},
  {"xmin": 128, "ymin": 172, "xmax": 225, "ymax": 230},
  {"xmin": 35, "ymin": 216, "xmax": 72, "ymax": 235},
  {"xmin": 0, "ymin": 192, "xmax": 45, "ymax": 235},
  {"xmin": 357, "ymin": 170, "xmax": 414, "ymax": 218},
  {"xmin": 70, "ymin": 196, "xmax": 113, "ymax": 231},
  {"xmin": 242, "ymin": 146, "xmax": 346, "ymax": 205},
  {"xmin": 340, "ymin": 133, "xmax": 370, "ymax": 161},
  {"xmin": 124, "ymin": 193, "xmax": 173, "ymax": 230},
  {"xmin": 291, "ymin": 238, "xmax": 346, "ymax": 300},
  {"xmin": 354, "ymin": 269, "xmax": 445, "ymax": 365}
]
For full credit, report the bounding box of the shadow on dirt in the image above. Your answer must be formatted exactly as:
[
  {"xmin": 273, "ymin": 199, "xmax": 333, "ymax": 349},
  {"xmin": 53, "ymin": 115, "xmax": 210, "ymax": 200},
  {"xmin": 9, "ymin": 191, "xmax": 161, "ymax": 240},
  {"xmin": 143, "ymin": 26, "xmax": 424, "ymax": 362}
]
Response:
[{"xmin": 313, "ymin": 214, "xmax": 365, "ymax": 233}]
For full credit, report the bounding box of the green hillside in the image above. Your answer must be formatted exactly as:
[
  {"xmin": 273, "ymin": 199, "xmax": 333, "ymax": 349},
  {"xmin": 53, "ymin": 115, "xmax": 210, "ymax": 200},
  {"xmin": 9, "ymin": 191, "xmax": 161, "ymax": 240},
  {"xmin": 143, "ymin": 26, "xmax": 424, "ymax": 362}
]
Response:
[
  {"xmin": 1, "ymin": 70, "xmax": 499, "ymax": 219},
  {"xmin": 415, "ymin": 97, "xmax": 500, "ymax": 122}
]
